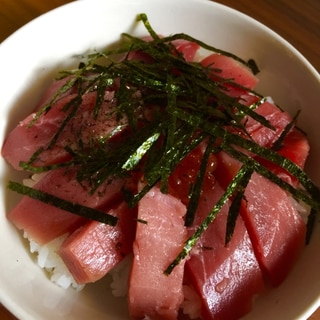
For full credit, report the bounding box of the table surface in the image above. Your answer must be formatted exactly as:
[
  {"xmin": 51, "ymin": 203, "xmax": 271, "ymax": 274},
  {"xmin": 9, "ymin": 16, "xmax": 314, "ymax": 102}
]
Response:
[{"xmin": 0, "ymin": 0, "xmax": 319, "ymax": 319}]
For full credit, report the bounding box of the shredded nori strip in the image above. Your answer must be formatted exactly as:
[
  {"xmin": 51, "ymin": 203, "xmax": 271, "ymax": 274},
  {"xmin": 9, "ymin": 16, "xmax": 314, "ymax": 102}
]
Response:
[
  {"xmin": 8, "ymin": 181, "xmax": 118, "ymax": 226},
  {"xmin": 7, "ymin": 13, "xmax": 320, "ymax": 275}
]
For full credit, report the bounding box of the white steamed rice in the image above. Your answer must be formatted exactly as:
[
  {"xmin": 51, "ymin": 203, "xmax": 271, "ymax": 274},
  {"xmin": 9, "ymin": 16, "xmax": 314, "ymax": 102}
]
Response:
[{"xmin": 24, "ymin": 231, "xmax": 84, "ymax": 291}]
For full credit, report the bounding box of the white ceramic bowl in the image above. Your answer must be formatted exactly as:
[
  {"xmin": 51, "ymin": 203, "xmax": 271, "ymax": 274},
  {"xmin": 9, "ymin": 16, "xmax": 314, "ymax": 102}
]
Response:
[{"xmin": 0, "ymin": 0, "xmax": 319, "ymax": 319}]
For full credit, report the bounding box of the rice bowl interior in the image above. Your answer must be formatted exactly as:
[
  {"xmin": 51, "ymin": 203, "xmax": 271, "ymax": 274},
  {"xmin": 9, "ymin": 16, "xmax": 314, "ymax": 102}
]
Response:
[{"xmin": 0, "ymin": 0, "xmax": 319, "ymax": 319}]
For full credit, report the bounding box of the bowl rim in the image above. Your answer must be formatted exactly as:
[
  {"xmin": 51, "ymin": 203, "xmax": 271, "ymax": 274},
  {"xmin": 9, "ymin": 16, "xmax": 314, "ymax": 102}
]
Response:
[{"xmin": 0, "ymin": 0, "xmax": 319, "ymax": 319}]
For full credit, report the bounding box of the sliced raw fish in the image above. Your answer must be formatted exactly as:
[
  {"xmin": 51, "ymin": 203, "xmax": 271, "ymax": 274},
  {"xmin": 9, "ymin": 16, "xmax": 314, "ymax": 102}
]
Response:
[
  {"xmin": 7, "ymin": 168, "xmax": 124, "ymax": 245},
  {"xmin": 128, "ymin": 186, "xmax": 187, "ymax": 320},
  {"xmin": 59, "ymin": 201, "xmax": 137, "ymax": 284},
  {"xmin": 242, "ymin": 98, "xmax": 293, "ymax": 148},
  {"xmin": 1, "ymin": 90, "xmax": 120, "ymax": 170},
  {"xmin": 240, "ymin": 172, "xmax": 306, "ymax": 286},
  {"xmin": 201, "ymin": 53, "xmax": 258, "ymax": 96},
  {"xmin": 216, "ymin": 152, "xmax": 306, "ymax": 286},
  {"xmin": 256, "ymin": 128, "xmax": 310, "ymax": 186},
  {"xmin": 172, "ymin": 39, "xmax": 200, "ymax": 62},
  {"xmin": 186, "ymin": 182, "xmax": 264, "ymax": 320}
]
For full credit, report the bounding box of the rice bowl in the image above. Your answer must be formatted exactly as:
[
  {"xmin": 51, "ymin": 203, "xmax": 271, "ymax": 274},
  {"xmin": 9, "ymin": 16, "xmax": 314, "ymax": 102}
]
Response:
[{"xmin": 0, "ymin": 0, "xmax": 320, "ymax": 319}]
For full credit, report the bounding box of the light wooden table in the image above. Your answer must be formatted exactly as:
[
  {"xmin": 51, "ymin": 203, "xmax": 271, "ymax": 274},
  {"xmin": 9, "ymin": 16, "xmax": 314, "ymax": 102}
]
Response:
[{"xmin": 0, "ymin": 1, "xmax": 319, "ymax": 319}]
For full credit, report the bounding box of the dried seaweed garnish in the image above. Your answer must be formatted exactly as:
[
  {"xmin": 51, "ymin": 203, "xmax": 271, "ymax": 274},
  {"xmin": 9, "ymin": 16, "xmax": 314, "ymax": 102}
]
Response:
[{"xmin": 7, "ymin": 13, "xmax": 320, "ymax": 275}]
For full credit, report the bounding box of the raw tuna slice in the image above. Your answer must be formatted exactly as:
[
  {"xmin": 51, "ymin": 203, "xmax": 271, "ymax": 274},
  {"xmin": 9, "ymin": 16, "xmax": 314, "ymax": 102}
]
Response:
[
  {"xmin": 214, "ymin": 95, "xmax": 308, "ymax": 286},
  {"xmin": 172, "ymin": 39, "xmax": 200, "ymax": 62},
  {"xmin": 186, "ymin": 182, "xmax": 264, "ymax": 320},
  {"xmin": 222, "ymin": 96, "xmax": 309, "ymax": 187},
  {"xmin": 34, "ymin": 76, "xmax": 78, "ymax": 112},
  {"xmin": 59, "ymin": 201, "xmax": 137, "ymax": 284},
  {"xmin": 128, "ymin": 186, "xmax": 187, "ymax": 320},
  {"xmin": 201, "ymin": 53, "xmax": 258, "ymax": 97},
  {"xmin": 276, "ymin": 128, "xmax": 309, "ymax": 168},
  {"xmin": 242, "ymin": 98, "xmax": 293, "ymax": 148},
  {"xmin": 168, "ymin": 141, "xmax": 217, "ymax": 206},
  {"xmin": 241, "ymin": 172, "xmax": 306, "ymax": 286},
  {"xmin": 127, "ymin": 39, "xmax": 199, "ymax": 65},
  {"xmin": 256, "ymin": 128, "xmax": 310, "ymax": 187},
  {"xmin": 216, "ymin": 152, "xmax": 306, "ymax": 287},
  {"xmin": 7, "ymin": 168, "xmax": 124, "ymax": 245},
  {"xmin": 1, "ymin": 94, "xmax": 75, "ymax": 170},
  {"xmin": 224, "ymin": 95, "xmax": 293, "ymax": 151},
  {"xmin": 1, "ymin": 89, "xmax": 120, "ymax": 170}
]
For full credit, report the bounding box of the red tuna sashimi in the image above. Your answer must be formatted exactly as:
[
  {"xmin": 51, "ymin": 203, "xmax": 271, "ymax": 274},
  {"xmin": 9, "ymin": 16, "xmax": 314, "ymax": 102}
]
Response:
[
  {"xmin": 242, "ymin": 98, "xmax": 293, "ymax": 148},
  {"xmin": 224, "ymin": 94, "xmax": 292, "ymax": 150},
  {"xmin": 222, "ymin": 96, "xmax": 308, "ymax": 186},
  {"xmin": 7, "ymin": 168, "xmax": 124, "ymax": 245},
  {"xmin": 241, "ymin": 172, "xmax": 306, "ymax": 286},
  {"xmin": 172, "ymin": 39, "xmax": 200, "ymax": 62},
  {"xmin": 275, "ymin": 128, "xmax": 309, "ymax": 170},
  {"xmin": 59, "ymin": 201, "xmax": 137, "ymax": 284},
  {"xmin": 256, "ymin": 128, "xmax": 310, "ymax": 187},
  {"xmin": 216, "ymin": 152, "xmax": 306, "ymax": 287},
  {"xmin": 34, "ymin": 76, "xmax": 78, "ymax": 112},
  {"xmin": 1, "ymin": 94, "xmax": 74, "ymax": 170},
  {"xmin": 128, "ymin": 186, "xmax": 187, "ymax": 320},
  {"xmin": 213, "ymin": 98, "xmax": 309, "ymax": 287},
  {"xmin": 1, "ymin": 89, "xmax": 120, "ymax": 170},
  {"xmin": 201, "ymin": 54, "xmax": 258, "ymax": 96},
  {"xmin": 127, "ymin": 39, "xmax": 199, "ymax": 64},
  {"xmin": 185, "ymin": 182, "xmax": 264, "ymax": 320},
  {"xmin": 168, "ymin": 141, "xmax": 217, "ymax": 206}
]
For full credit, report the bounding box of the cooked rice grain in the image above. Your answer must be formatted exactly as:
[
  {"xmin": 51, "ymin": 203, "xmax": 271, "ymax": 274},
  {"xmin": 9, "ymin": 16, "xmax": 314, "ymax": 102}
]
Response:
[{"xmin": 24, "ymin": 231, "xmax": 84, "ymax": 291}]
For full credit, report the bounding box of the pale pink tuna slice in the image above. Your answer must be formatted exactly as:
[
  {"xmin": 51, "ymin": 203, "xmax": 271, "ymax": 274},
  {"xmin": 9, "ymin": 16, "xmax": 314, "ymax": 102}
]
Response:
[
  {"xmin": 128, "ymin": 186, "xmax": 187, "ymax": 320},
  {"xmin": 1, "ymin": 94, "xmax": 76, "ymax": 170},
  {"xmin": 214, "ymin": 95, "xmax": 308, "ymax": 287},
  {"xmin": 201, "ymin": 54, "xmax": 259, "ymax": 96},
  {"xmin": 241, "ymin": 172, "xmax": 306, "ymax": 287},
  {"xmin": 59, "ymin": 201, "xmax": 137, "ymax": 284},
  {"xmin": 224, "ymin": 94, "xmax": 293, "ymax": 150},
  {"xmin": 220, "ymin": 95, "xmax": 309, "ymax": 187},
  {"xmin": 241, "ymin": 97, "xmax": 293, "ymax": 148},
  {"xmin": 7, "ymin": 168, "xmax": 124, "ymax": 245},
  {"xmin": 185, "ymin": 182, "xmax": 264, "ymax": 320},
  {"xmin": 216, "ymin": 152, "xmax": 306, "ymax": 287},
  {"xmin": 34, "ymin": 76, "xmax": 78, "ymax": 111},
  {"xmin": 1, "ymin": 89, "xmax": 119, "ymax": 170}
]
